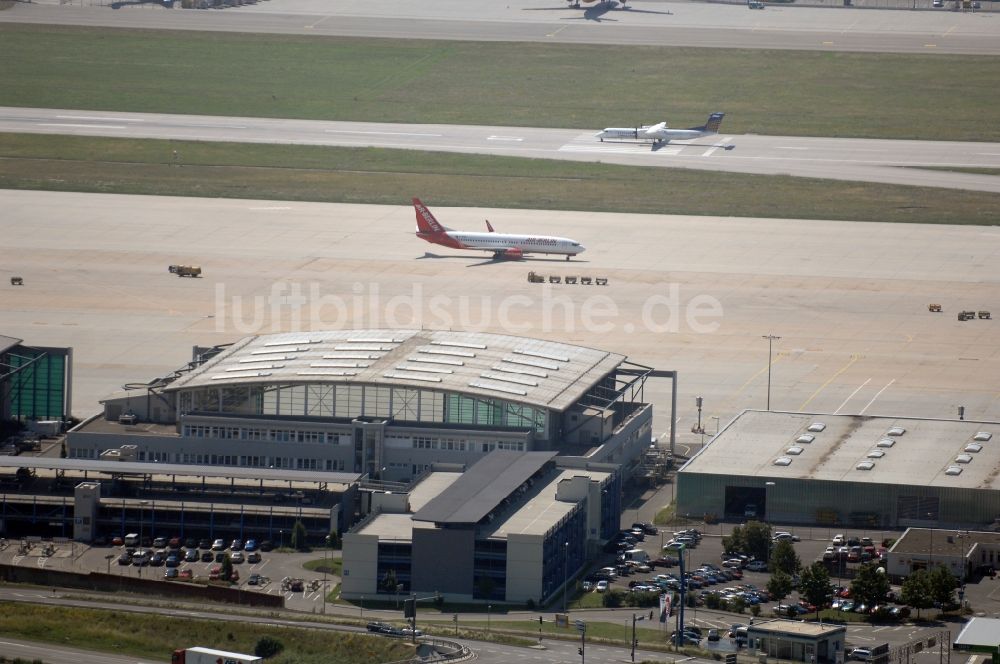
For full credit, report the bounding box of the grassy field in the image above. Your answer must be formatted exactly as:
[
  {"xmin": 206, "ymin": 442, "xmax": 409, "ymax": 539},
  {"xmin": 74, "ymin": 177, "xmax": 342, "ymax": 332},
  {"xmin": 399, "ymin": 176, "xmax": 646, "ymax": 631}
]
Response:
[
  {"xmin": 2, "ymin": 133, "xmax": 999, "ymax": 224},
  {"xmin": 0, "ymin": 603, "xmax": 413, "ymax": 664},
  {"xmin": 2, "ymin": 23, "xmax": 1000, "ymax": 141}
]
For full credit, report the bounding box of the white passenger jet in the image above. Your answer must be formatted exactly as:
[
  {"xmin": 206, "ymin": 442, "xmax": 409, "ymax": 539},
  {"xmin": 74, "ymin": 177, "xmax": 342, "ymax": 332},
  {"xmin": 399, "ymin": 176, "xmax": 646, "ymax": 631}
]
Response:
[
  {"xmin": 597, "ymin": 112, "xmax": 726, "ymax": 145},
  {"xmin": 412, "ymin": 198, "xmax": 585, "ymax": 261}
]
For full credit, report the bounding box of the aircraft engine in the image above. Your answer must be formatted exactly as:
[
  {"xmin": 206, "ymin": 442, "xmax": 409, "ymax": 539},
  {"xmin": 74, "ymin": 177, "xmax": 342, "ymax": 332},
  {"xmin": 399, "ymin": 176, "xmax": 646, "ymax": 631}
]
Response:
[{"xmin": 504, "ymin": 247, "xmax": 524, "ymax": 259}]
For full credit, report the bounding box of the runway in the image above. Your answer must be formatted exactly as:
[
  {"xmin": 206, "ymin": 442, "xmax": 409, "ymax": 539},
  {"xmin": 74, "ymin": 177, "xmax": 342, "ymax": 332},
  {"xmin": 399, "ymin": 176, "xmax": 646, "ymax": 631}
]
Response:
[
  {"xmin": 3, "ymin": 0, "xmax": 1000, "ymax": 55},
  {"xmin": 3, "ymin": 190, "xmax": 998, "ymax": 436},
  {"xmin": 5, "ymin": 106, "xmax": 1000, "ymax": 191}
]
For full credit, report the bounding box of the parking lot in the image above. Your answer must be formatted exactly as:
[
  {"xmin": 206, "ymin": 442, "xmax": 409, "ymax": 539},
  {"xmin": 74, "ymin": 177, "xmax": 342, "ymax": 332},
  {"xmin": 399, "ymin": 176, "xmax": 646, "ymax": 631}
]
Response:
[{"xmin": 0, "ymin": 536, "xmax": 339, "ymax": 612}]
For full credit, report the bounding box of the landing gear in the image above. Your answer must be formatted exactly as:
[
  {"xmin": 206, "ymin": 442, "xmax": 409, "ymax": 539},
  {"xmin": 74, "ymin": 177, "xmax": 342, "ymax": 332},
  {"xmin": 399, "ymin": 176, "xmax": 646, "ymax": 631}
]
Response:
[{"xmin": 566, "ymin": 255, "xmax": 571, "ymax": 261}]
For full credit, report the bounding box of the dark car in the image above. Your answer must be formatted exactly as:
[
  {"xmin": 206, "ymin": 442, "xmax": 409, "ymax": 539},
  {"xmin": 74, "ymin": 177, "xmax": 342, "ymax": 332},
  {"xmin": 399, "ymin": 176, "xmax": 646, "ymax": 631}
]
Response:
[
  {"xmin": 164, "ymin": 568, "xmax": 179, "ymax": 579},
  {"xmin": 149, "ymin": 552, "xmax": 165, "ymax": 567},
  {"xmin": 201, "ymin": 551, "xmax": 214, "ymax": 562},
  {"xmin": 184, "ymin": 549, "xmax": 199, "ymax": 562},
  {"xmin": 185, "ymin": 538, "xmax": 197, "ymax": 549},
  {"xmin": 117, "ymin": 551, "xmax": 132, "ymax": 565},
  {"xmin": 248, "ymin": 573, "xmax": 262, "ymax": 585},
  {"xmin": 198, "ymin": 538, "xmax": 212, "ymax": 550},
  {"xmin": 245, "ymin": 539, "xmax": 258, "ymax": 552},
  {"xmin": 367, "ymin": 621, "xmax": 394, "ymax": 634},
  {"xmin": 259, "ymin": 540, "xmax": 274, "ymax": 552},
  {"xmin": 165, "ymin": 554, "xmax": 180, "ymax": 567}
]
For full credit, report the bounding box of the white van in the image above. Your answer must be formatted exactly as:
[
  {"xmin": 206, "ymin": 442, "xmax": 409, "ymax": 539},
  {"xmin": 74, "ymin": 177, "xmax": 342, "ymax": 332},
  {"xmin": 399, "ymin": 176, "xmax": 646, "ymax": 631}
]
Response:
[
  {"xmin": 124, "ymin": 533, "xmax": 140, "ymax": 547},
  {"xmin": 624, "ymin": 549, "xmax": 650, "ymax": 564}
]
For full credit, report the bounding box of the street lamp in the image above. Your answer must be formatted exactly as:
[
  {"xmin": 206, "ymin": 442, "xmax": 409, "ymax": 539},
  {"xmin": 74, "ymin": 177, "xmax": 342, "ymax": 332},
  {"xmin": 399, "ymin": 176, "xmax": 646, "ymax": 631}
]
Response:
[
  {"xmin": 563, "ymin": 541, "xmax": 569, "ymax": 613},
  {"xmin": 322, "ymin": 535, "xmax": 330, "ymax": 615},
  {"xmin": 762, "ymin": 334, "xmax": 781, "ymax": 411},
  {"xmin": 487, "ymin": 603, "xmax": 492, "ymax": 634}
]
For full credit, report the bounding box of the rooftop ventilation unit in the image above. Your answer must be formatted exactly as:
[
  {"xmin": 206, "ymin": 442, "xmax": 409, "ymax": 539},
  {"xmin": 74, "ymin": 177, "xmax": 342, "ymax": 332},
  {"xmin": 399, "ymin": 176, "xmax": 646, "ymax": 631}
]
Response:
[
  {"xmin": 773, "ymin": 457, "xmax": 792, "ymax": 466},
  {"xmin": 974, "ymin": 432, "xmax": 992, "ymax": 442},
  {"xmin": 807, "ymin": 423, "xmax": 826, "ymax": 432},
  {"xmin": 876, "ymin": 438, "xmax": 896, "ymax": 448},
  {"xmin": 856, "ymin": 461, "xmax": 875, "ymax": 471},
  {"xmin": 955, "ymin": 454, "xmax": 973, "ymax": 464},
  {"xmin": 945, "ymin": 466, "xmax": 963, "ymax": 476},
  {"xmin": 796, "ymin": 434, "xmax": 815, "ymax": 444},
  {"xmin": 786, "ymin": 447, "xmax": 804, "ymax": 456},
  {"xmin": 867, "ymin": 450, "xmax": 885, "ymax": 459},
  {"xmin": 886, "ymin": 426, "xmax": 906, "ymax": 436},
  {"xmin": 965, "ymin": 443, "xmax": 983, "ymax": 453}
]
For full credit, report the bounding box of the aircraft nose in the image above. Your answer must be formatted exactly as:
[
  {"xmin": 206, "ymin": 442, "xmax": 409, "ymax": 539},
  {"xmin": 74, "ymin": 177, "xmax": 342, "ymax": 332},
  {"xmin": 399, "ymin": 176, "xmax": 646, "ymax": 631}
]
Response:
[{"xmin": 577, "ymin": 244, "xmax": 587, "ymax": 253}]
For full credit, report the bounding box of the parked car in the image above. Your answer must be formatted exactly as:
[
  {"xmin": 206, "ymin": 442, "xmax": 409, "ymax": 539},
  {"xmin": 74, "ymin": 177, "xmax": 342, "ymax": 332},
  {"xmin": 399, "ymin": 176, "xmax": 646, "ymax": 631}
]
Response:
[
  {"xmin": 247, "ymin": 551, "xmax": 262, "ymax": 564},
  {"xmin": 248, "ymin": 573, "xmax": 262, "ymax": 586},
  {"xmin": 259, "ymin": 540, "xmax": 274, "ymax": 552},
  {"xmin": 184, "ymin": 549, "xmax": 199, "ymax": 562},
  {"xmin": 198, "ymin": 538, "xmax": 212, "ymax": 550},
  {"xmin": 746, "ymin": 560, "xmax": 768, "ymax": 572},
  {"xmin": 208, "ymin": 564, "xmax": 222, "ymax": 580},
  {"xmin": 851, "ymin": 648, "xmax": 874, "ymax": 662},
  {"xmin": 168, "ymin": 537, "xmax": 182, "ymax": 549},
  {"xmin": 231, "ymin": 551, "xmax": 245, "ymax": 564},
  {"xmin": 773, "ymin": 531, "xmax": 799, "ymax": 542},
  {"xmin": 178, "ymin": 569, "xmax": 194, "ymax": 580},
  {"xmin": 165, "ymin": 553, "xmax": 180, "ymax": 567},
  {"xmin": 200, "ymin": 551, "xmax": 214, "ymax": 562},
  {"xmin": 185, "ymin": 537, "xmax": 197, "ymax": 549},
  {"xmin": 231, "ymin": 539, "xmax": 244, "ymax": 551},
  {"xmin": 112, "ymin": 536, "xmax": 124, "ymax": 547},
  {"xmin": 367, "ymin": 621, "xmax": 394, "ymax": 633},
  {"xmin": 164, "ymin": 568, "xmax": 179, "ymax": 579},
  {"xmin": 152, "ymin": 537, "xmax": 168, "ymax": 549},
  {"xmin": 245, "ymin": 539, "xmax": 258, "ymax": 552},
  {"xmin": 707, "ymin": 628, "xmax": 720, "ymax": 642},
  {"xmin": 582, "ymin": 581, "xmax": 593, "ymax": 592},
  {"xmin": 596, "ymin": 580, "xmax": 609, "ymax": 592},
  {"xmin": 211, "ymin": 539, "xmax": 226, "ymax": 551},
  {"xmin": 832, "ymin": 534, "xmax": 846, "ymax": 546},
  {"xmin": 117, "ymin": 551, "xmax": 132, "ymax": 565}
]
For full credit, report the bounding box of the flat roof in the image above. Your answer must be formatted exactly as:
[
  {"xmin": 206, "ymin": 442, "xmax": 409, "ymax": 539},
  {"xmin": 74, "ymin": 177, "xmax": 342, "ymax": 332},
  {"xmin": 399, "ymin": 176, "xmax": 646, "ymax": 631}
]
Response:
[
  {"xmin": 748, "ymin": 619, "xmax": 845, "ymax": 636},
  {"xmin": 955, "ymin": 617, "xmax": 1000, "ymax": 648},
  {"xmin": 0, "ymin": 458, "xmax": 360, "ymax": 485},
  {"xmin": 681, "ymin": 411, "xmax": 1000, "ymax": 490},
  {"xmin": 0, "ymin": 334, "xmax": 23, "ymax": 356},
  {"xmin": 488, "ymin": 468, "xmax": 610, "ymax": 538},
  {"xmin": 163, "ymin": 329, "xmax": 625, "ymax": 412},
  {"xmin": 889, "ymin": 528, "xmax": 1000, "ymax": 558},
  {"xmin": 412, "ymin": 451, "xmax": 556, "ymax": 524}
]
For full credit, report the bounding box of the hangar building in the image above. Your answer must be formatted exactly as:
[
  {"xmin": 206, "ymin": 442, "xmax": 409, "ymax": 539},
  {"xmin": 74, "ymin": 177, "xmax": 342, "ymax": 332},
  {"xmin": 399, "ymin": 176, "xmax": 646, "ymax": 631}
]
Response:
[
  {"xmin": 341, "ymin": 450, "xmax": 620, "ymax": 604},
  {"xmin": 67, "ymin": 330, "xmax": 654, "ymax": 483},
  {"xmin": 676, "ymin": 411, "xmax": 1000, "ymax": 529}
]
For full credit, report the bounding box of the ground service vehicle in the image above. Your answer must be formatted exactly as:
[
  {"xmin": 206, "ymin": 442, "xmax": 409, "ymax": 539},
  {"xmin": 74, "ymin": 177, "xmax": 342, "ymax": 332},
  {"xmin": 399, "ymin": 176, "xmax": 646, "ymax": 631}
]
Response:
[
  {"xmin": 171, "ymin": 647, "xmax": 261, "ymax": 664},
  {"xmin": 169, "ymin": 265, "xmax": 202, "ymax": 278}
]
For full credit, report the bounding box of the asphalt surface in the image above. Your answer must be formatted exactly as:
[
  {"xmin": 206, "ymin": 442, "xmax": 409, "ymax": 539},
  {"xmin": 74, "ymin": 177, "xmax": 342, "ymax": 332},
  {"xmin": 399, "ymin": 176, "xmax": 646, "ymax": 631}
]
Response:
[
  {"xmin": 4, "ymin": 0, "xmax": 1000, "ymax": 55},
  {"xmin": 4, "ymin": 107, "xmax": 999, "ymax": 192},
  {"xmin": 4, "ymin": 189, "xmax": 999, "ymax": 434}
]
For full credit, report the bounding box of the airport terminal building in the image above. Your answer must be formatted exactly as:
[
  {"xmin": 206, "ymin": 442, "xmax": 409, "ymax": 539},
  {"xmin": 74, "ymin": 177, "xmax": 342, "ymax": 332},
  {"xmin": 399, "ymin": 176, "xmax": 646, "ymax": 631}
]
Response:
[
  {"xmin": 67, "ymin": 329, "xmax": 654, "ymax": 483},
  {"xmin": 341, "ymin": 450, "xmax": 620, "ymax": 604},
  {"xmin": 677, "ymin": 411, "xmax": 1000, "ymax": 529}
]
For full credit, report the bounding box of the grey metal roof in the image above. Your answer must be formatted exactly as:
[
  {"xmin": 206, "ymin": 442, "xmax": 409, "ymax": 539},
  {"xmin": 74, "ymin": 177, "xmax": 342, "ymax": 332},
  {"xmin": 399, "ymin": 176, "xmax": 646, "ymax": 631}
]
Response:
[
  {"xmin": 0, "ymin": 457, "xmax": 360, "ymax": 485},
  {"xmin": 0, "ymin": 334, "xmax": 23, "ymax": 356},
  {"xmin": 680, "ymin": 410, "xmax": 1000, "ymax": 490},
  {"xmin": 163, "ymin": 329, "xmax": 624, "ymax": 412},
  {"xmin": 412, "ymin": 450, "xmax": 556, "ymax": 525}
]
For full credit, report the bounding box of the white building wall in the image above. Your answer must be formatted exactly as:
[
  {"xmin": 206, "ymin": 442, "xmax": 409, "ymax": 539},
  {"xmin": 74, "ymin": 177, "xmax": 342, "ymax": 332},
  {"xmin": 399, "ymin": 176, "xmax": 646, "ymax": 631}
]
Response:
[
  {"xmin": 341, "ymin": 532, "xmax": 380, "ymax": 597},
  {"xmin": 505, "ymin": 533, "xmax": 544, "ymax": 603}
]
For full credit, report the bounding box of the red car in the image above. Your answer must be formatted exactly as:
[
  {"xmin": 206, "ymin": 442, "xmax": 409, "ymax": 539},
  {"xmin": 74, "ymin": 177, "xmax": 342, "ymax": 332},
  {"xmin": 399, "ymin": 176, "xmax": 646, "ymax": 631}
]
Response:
[{"xmin": 178, "ymin": 569, "xmax": 194, "ymax": 580}]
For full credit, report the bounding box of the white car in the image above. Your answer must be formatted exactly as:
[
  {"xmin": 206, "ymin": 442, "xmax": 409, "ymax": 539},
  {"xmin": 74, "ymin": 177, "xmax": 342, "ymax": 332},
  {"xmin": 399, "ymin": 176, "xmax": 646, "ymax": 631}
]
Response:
[
  {"xmin": 832, "ymin": 534, "xmax": 846, "ymax": 546},
  {"xmin": 773, "ymin": 532, "xmax": 800, "ymax": 542},
  {"xmin": 596, "ymin": 580, "xmax": 609, "ymax": 593},
  {"xmin": 746, "ymin": 560, "xmax": 768, "ymax": 572},
  {"xmin": 582, "ymin": 581, "xmax": 593, "ymax": 592}
]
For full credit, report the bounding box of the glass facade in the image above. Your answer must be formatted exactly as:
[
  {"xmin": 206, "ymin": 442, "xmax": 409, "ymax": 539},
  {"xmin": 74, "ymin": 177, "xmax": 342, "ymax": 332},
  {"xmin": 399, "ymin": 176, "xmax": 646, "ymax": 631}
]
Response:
[
  {"xmin": 377, "ymin": 541, "xmax": 412, "ymax": 594},
  {"xmin": 6, "ymin": 347, "xmax": 67, "ymax": 421},
  {"xmin": 472, "ymin": 539, "xmax": 508, "ymax": 601},
  {"xmin": 179, "ymin": 383, "xmax": 549, "ymax": 438}
]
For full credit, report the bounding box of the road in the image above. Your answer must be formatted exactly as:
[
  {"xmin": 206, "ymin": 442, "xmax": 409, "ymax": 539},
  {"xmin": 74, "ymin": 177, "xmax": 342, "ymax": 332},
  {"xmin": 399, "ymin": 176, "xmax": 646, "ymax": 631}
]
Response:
[
  {"xmin": 3, "ymin": 0, "xmax": 1000, "ymax": 55},
  {"xmin": 4, "ymin": 106, "xmax": 999, "ymax": 192}
]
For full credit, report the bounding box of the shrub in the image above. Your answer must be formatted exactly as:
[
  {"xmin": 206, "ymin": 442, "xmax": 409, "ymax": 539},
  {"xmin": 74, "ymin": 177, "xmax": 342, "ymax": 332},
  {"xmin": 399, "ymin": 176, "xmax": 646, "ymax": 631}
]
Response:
[{"xmin": 254, "ymin": 636, "xmax": 284, "ymax": 658}]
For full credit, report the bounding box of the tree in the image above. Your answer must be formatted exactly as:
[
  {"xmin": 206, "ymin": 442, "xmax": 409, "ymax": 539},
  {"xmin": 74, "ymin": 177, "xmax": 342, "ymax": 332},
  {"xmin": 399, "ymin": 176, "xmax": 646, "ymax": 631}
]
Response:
[
  {"xmin": 291, "ymin": 520, "xmax": 309, "ymax": 552},
  {"xmin": 799, "ymin": 562, "xmax": 833, "ymax": 621},
  {"xmin": 723, "ymin": 521, "xmax": 773, "ymax": 563},
  {"xmin": 767, "ymin": 570, "xmax": 794, "ymax": 602},
  {"xmin": 221, "ymin": 553, "xmax": 234, "ymax": 582},
  {"xmin": 901, "ymin": 569, "xmax": 934, "ymax": 618},
  {"xmin": 327, "ymin": 529, "xmax": 341, "ymax": 550},
  {"xmin": 254, "ymin": 636, "xmax": 284, "ymax": 658},
  {"xmin": 850, "ymin": 563, "xmax": 890, "ymax": 614},
  {"xmin": 771, "ymin": 540, "xmax": 801, "ymax": 576},
  {"xmin": 928, "ymin": 565, "xmax": 958, "ymax": 607}
]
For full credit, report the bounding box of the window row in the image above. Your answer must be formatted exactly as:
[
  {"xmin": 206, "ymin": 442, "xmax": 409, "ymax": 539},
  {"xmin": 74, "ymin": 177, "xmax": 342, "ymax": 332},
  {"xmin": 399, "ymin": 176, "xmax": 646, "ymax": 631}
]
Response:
[{"xmin": 183, "ymin": 424, "xmax": 341, "ymax": 445}]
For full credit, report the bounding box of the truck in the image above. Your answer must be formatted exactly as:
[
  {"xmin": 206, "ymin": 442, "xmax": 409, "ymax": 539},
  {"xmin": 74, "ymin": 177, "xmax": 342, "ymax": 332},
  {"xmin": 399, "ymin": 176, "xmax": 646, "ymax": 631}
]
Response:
[
  {"xmin": 168, "ymin": 265, "xmax": 202, "ymax": 278},
  {"xmin": 171, "ymin": 647, "xmax": 261, "ymax": 664}
]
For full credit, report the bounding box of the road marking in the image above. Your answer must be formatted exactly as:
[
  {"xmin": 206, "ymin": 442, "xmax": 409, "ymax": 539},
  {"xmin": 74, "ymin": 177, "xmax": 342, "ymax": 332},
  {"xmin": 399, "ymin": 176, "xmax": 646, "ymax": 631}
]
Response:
[
  {"xmin": 798, "ymin": 354, "xmax": 861, "ymax": 411},
  {"xmin": 925, "ymin": 44, "xmax": 938, "ymax": 48},
  {"xmin": 38, "ymin": 123, "xmax": 127, "ymax": 129},
  {"xmin": 702, "ymin": 136, "xmax": 733, "ymax": 157},
  {"xmin": 834, "ymin": 377, "xmax": 871, "ymax": 414},
  {"xmin": 323, "ymin": 129, "xmax": 443, "ymax": 137},
  {"xmin": 777, "ymin": 147, "xmax": 809, "ymax": 150},
  {"xmin": 859, "ymin": 379, "xmax": 895, "ymax": 414},
  {"xmin": 57, "ymin": 115, "xmax": 144, "ymax": 122},
  {"xmin": 546, "ymin": 25, "xmax": 568, "ymax": 37},
  {"xmin": 822, "ymin": 41, "xmax": 834, "ymax": 45},
  {"xmin": 249, "ymin": 206, "xmax": 293, "ymax": 211},
  {"xmin": 188, "ymin": 123, "xmax": 247, "ymax": 129},
  {"xmin": 487, "ymin": 136, "xmax": 524, "ymax": 142}
]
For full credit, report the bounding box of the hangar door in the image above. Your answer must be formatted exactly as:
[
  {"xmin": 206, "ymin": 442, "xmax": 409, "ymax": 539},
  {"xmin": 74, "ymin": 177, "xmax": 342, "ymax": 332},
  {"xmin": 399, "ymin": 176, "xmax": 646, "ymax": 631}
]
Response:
[{"xmin": 724, "ymin": 486, "xmax": 766, "ymax": 520}]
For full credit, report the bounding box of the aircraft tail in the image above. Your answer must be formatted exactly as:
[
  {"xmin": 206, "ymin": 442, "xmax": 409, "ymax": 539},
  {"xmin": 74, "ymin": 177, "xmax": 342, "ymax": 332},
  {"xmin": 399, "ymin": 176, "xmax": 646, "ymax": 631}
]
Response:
[
  {"xmin": 412, "ymin": 198, "xmax": 451, "ymax": 235},
  {"xmin": 699, "ymin": 112, "xmax": 725, "ymax": 134},
  {"xmin": 485, "ymin": 220, "xmax": 495, "ymax": 233}
]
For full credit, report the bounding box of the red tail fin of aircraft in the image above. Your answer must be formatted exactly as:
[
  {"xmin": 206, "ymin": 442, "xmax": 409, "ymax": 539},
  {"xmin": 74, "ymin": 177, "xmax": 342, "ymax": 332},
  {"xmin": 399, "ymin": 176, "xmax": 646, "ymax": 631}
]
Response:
[
  {"xmin": 412, "ymin": 198, "xmax": 448, "ymax": 236},
  {"xmin": 485, "ymin": 220, "xmax": 495, "ymax": 233}
]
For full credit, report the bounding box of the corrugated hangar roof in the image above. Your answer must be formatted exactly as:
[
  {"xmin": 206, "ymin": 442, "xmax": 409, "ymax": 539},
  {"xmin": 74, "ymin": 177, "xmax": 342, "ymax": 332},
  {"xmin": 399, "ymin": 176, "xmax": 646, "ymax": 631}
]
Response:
[
  {"xmin": 164, "ymin": 329, "xmax": 625, "ymax": 412},
  {"xmin": 680, "ymin": 410, "xmax": 1000, "ymax": 490}
]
